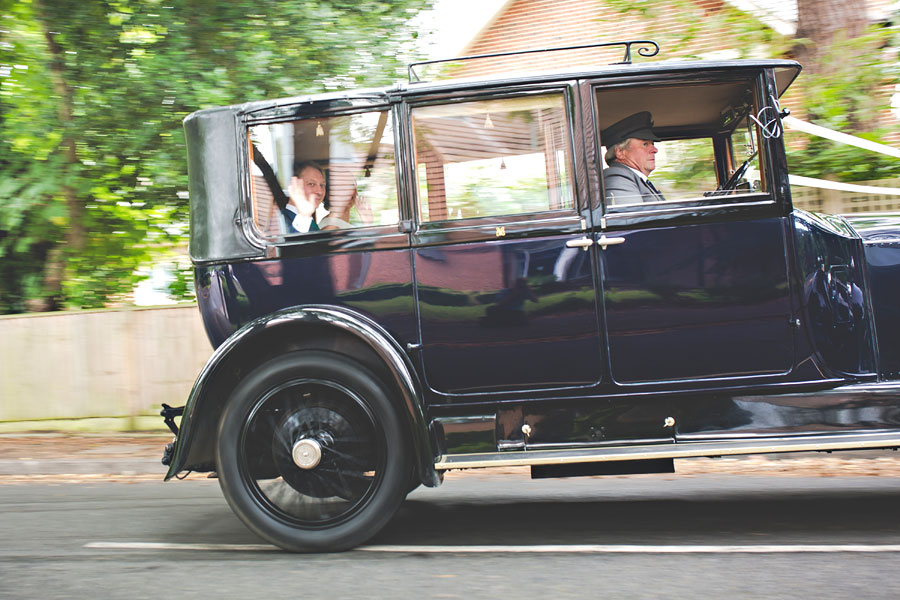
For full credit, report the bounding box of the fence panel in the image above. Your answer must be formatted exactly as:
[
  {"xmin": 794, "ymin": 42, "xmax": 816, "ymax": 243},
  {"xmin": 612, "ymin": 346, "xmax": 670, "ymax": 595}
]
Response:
[
  {"xmin": 0, "ymin": 305, "xmax": 212, "ymax": 425},
  {"xmin": 792, "ymin": 178, "xmax": 900, "ymax": 214}
]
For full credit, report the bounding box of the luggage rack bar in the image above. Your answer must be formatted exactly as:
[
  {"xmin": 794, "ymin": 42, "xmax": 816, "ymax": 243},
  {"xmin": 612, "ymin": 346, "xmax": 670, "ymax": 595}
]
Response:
[{"xmin": 408, "ymin": 39, "xmax": 660, "ymax": 83}]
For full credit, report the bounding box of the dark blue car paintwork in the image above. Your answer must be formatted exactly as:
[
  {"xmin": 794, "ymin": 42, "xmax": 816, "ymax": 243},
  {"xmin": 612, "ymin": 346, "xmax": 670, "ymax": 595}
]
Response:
[
  {"xmin": 843, "ymin": 213, "xmax": 900, "ymax": 380},
  {"xmin": 167, "ymin": 58, "xmax": 900, "ymax": 482},
  {"xmin": 179, "ymin": 206, "xmax": 891, "ymax": 469}
]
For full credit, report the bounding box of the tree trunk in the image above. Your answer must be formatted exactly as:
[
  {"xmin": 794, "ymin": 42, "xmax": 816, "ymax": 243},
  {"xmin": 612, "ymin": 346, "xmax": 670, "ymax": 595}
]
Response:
[
  {"xmin": 31, "ymin": 1, "xmax": 86, "ymax": 311},
  {"xmin": 794, "ymin": 0, "xmax": 867, "ymax": 73}
]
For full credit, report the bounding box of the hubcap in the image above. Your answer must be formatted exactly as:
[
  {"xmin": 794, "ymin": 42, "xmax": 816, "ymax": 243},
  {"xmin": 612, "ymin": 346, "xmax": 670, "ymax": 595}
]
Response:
[
  {"xmin": 291, "ymin": 438, "xmax": 322, "ymax": 470},
  {"xmin": 240, "ymin": 379, "xmax": 384, "ymax": 525}
]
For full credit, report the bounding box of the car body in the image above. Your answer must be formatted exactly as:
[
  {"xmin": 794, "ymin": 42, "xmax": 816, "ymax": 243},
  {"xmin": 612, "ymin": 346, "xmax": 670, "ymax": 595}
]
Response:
[{"xmin": 163, "ymin": 41, "xmax": 900, "ymax": 552}]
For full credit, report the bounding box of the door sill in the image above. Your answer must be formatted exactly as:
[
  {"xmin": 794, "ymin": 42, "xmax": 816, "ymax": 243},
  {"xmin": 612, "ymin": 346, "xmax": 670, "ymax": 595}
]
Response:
[{"xmin": 434, "ymin": 430, "xmax": 900, "ymax": 470}]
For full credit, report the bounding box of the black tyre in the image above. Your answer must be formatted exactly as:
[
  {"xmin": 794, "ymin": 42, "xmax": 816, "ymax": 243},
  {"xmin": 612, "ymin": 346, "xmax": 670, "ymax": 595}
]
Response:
[{"xmin": 216, "ymin": 351, "xmax": 410, "ymax": 552}]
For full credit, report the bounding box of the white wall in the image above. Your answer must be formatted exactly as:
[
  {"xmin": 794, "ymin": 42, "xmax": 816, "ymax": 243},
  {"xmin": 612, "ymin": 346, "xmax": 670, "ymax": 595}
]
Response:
[{"xmin": 0, "ymin": 305, "xmax": 213, "ymax": 426}]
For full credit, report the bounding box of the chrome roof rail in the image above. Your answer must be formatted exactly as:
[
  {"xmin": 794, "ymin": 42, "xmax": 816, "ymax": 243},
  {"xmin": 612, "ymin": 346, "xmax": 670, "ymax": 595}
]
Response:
[{"xmin": 407, "ymin": 39, "xmax": 660, "ymax": 83}]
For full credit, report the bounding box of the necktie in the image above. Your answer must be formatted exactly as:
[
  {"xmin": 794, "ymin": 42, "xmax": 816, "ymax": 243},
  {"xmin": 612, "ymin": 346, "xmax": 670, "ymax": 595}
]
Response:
[{"xmin": 645, "ymin": 178, "xmax": 664, "ymax": 201}]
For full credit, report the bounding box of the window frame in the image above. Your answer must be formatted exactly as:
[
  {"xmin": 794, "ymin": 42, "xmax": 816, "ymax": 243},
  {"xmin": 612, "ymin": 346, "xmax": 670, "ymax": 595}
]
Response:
[
  {"xmin": 586, "ymin": 70, "xmax": 781, "ymax": 222},
  {"xmin": 403, "ymin": 84, "xmax": 586, "ymax": 238},
  {"xmin": 237, "ymin": 98, "xmax": 408, "ymax": 250}
]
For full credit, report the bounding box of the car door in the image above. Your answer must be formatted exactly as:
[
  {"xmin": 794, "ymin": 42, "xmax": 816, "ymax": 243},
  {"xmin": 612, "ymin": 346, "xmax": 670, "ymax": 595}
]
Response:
[
  {"xmin": 233, "ymin": 99, "xmax": 417, "ymax": 343},
  {"xmin": 586, "ymin": 72, "xmax": 797, "ymax": 386},
  {"xmin": 405, "ymin": 87, "xmax": 607, "ymax": 400}
]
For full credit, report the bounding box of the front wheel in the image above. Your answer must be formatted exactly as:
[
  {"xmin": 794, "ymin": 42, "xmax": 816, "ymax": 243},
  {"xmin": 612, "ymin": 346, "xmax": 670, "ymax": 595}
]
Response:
[{"xmin": 216, "ymin": 351, "xmax": 410, "ymax": 552}]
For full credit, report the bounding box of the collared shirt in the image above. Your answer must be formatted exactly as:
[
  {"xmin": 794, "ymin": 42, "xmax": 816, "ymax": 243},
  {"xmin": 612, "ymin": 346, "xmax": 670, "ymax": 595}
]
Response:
[
  {"xmin": 282, "ymin": 204, "xmax": 319, "ymax": 233},
  {"xmin": 622, "ymin": 164, "xmax": 650, "ymax": 183}
]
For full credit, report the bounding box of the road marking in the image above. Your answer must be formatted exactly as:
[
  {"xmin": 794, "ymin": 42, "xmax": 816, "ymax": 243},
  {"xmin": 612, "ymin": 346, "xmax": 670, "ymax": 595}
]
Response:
[
  {"xmin": 363, "ymin": 544, "xmax": 900, "ymax": 554},
  {"xmin": 85, "ymin": 542, "xmax": 900, "ymax": 554},
  {"xmin": 85, "ymin": 542, "xmax": 278, "ymax": 552}
]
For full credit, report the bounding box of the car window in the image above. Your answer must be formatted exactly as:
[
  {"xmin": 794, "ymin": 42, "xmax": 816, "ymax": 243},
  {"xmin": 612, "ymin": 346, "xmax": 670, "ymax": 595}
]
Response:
[
  {"xmin": 650, "ymin": 126, "xmax": 763, "ymax": 203},
  {"xmin": 597, "ymin": 78, "xmax": 767, "ymax": 209},
  {"xmin": 247, "ymin": 110, "xmax": 398, "ymax": 236},
  {"xmin": 411, "ymin": 93, "xmax": 575, "ymax": 223}
]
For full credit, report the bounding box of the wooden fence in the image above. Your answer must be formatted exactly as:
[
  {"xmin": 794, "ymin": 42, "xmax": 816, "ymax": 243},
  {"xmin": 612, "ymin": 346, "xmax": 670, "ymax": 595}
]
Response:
[
  {"xmin": 791, "ymin": 178, "xmax": 900, "ymax": 215},
  {"xmin": 0, "ymin": 304, "xmax": 212, "ymax": 430}
]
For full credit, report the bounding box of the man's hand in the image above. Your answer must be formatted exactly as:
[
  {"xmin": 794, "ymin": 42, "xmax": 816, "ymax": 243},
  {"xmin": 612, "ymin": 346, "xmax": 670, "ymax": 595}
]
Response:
[{"xmin": 289, "ymin": 175, "xmax": 319, "ymax": 217}]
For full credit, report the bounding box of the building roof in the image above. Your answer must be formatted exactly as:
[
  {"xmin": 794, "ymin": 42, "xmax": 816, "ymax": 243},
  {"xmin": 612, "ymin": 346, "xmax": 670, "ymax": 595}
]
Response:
[{"xmin": 420, "ymin": 0, "xmax": 899, "ymax": 57}]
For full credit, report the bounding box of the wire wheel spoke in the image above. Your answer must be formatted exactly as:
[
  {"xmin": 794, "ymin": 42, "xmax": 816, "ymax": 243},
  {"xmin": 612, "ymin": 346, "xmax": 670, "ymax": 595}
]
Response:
[
  {"xmin": 217, "ymin": 351, "xmax": 410, "ymax": 551},
  {"xmin": 240, "ymin": 379, "xmax": 384, "ymax": 526}
]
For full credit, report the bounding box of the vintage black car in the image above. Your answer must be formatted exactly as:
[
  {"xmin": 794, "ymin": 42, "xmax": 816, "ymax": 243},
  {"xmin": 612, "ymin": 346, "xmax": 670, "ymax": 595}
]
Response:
[{"xmin": 162, "ymin": 41, "xmax": 900, "ymax": 552}]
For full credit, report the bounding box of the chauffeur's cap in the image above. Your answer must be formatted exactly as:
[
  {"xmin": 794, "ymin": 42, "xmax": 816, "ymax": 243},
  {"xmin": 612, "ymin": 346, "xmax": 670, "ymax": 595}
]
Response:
[{"xmin": 601, "ymin": 111, "xmax": 660, "ymax": 146}]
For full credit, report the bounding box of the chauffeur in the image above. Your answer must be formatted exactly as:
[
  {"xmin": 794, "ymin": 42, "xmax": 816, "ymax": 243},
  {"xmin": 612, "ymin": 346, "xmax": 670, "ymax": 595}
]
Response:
[{"xmin": 602, "ymin": 111, "xmax": 667, "ymax": 205}]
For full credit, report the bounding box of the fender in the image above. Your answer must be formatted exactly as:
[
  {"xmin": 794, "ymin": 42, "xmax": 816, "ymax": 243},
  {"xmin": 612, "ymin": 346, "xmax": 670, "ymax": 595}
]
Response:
[
  {"xmin": 792, "ymin": 210, "xmax": 878, "ymax": 377},
  {"xmin": 844, "ymin": 212, "xmax": 900, "ymax": 380},
  {"xmin": 165, "ymin": 305, "xmax": 439, "ymax": 486}
]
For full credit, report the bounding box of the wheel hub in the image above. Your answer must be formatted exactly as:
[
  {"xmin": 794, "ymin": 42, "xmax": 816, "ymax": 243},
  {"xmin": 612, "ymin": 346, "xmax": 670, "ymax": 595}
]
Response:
[{"xmin": 291, "ymin": 438, "xmax": 323, "ymax": 470}]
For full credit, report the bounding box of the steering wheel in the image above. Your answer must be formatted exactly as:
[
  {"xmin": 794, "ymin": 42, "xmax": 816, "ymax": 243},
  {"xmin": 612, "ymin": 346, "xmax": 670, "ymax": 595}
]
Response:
[{"xmin": 705, "ymin": 149, "xmax": 758, "ymax": 197}]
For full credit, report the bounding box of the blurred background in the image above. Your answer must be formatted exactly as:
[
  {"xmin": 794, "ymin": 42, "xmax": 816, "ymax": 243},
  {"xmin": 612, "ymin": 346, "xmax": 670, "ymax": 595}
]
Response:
[{"xmin": 1, "ymin": 0, "xmax": 898, "ymax": 430}]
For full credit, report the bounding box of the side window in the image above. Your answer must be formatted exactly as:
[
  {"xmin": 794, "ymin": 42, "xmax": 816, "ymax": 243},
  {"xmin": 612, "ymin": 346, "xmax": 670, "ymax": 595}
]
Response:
[
  {"xmin": 411, "ymin": 94, "xmax": 575, "ymax": 223},
  {"xmin": 247, "ymin": 110, "xmax": 398, "ymax": 236},
  {"xmin": 597, "ymin": 79, "xmax": 767, "ymax": 208}
]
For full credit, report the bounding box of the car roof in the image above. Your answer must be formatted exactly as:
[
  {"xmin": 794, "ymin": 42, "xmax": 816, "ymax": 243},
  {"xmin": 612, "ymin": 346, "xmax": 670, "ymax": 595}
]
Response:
[
  {"xmin": 397, "ymin": 58, "xmax": 801, "ymax": 96},
  {"xmin": 197, "ymin": 58, "xmax": 801, "ymax": 120}
]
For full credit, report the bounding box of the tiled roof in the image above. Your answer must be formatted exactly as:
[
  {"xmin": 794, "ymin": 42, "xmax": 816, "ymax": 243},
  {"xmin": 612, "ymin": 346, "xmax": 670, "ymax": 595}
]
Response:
[{"xmin": 421, "ymin": 0, "xmax": 899, "ymax": 56}]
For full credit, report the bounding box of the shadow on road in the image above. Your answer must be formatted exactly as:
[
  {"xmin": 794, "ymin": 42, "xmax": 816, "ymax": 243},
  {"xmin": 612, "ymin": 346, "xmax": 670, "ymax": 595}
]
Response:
[{"xmin": 370, "ymin": 478, "xmax": 900, "ymax": 547}]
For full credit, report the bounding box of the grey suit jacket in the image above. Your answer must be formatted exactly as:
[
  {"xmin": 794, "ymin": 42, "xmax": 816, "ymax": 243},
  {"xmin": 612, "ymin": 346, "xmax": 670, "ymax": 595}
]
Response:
[{"xmin": 602, "ymin": 163, "xmax": 665, "ymax": 205}]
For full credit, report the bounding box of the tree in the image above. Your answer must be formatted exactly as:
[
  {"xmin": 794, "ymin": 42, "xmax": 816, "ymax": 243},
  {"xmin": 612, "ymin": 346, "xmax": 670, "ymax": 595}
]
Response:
[
  {"xmin": 786, "ymin": 0, "xmax": 900, "ymax": 180},
  {"xmin": 0, "ymin": 0, "xmax": 431, "ymax": 313},
  {"xmin": 794, "ymin": 0, "xmax": 868, "ymax": 74}
]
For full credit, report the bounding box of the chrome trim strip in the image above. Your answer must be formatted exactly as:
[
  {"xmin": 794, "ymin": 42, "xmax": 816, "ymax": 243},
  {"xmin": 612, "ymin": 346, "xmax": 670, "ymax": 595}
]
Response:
[
  {"xmin": 434, "ymin": 431, "xmax": 900, "ymax": 470},
  {"xmin": 524, "ymin": 436, "xmax": 674, "ymax": 451},
  {"xmin": 607, "ymin": 197, "xmax": 774, "ymax": 220}
]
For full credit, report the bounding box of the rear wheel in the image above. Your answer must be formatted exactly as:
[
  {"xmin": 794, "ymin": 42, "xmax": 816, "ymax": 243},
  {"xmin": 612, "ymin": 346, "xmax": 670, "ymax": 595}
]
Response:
[{"xmin": 216, "ymin": 351, "xmax": 410, "ymax": 552}]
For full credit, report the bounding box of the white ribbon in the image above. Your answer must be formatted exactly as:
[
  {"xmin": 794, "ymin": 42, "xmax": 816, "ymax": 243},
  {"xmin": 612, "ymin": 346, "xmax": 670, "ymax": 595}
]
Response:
[
  {"xmin": 784, "ymin": 116, "xmax": 900, "ymax": 159},
  {"xmin": 783, "ymin": 116, "xmax": 900, "ymax": 196},
  {"xmin": 789, "ymin": 175, "xmax": 900, "ymax": 196}
]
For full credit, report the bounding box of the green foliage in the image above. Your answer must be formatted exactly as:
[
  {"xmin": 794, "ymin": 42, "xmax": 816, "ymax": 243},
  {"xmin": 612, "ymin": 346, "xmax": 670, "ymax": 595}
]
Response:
[
  {"xmin": 785, "ymin": 27, "xmax": 900, "ymax": 181},
  {"xmin": 654, "ymin": 137, "xmax": 718, "ymax": 192},
  {"xmin": 602, "ymin": 2, "xmax": 898, "ymax": 182},
  {"xmin": 1, "ymin": 0, "xmax": 430, "ymax": 313},
  {"xmin": 787, "ymin": 132, "xmax": 900, "ymax": 182},
  {"xmin": 601, "ymin": 0, "xmax": 790, "ymax": 59}
]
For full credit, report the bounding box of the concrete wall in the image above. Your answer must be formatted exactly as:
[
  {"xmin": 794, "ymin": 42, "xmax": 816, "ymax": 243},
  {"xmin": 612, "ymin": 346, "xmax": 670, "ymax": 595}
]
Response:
[{"xmin": 0, "ymin": 304, "xmax": 213, "ymax": 429}]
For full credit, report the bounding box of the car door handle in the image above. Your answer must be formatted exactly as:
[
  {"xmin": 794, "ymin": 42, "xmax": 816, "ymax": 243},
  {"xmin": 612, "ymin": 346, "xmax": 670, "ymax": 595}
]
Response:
[
  {"xmin": 598, "ymin": 235, "xmax": 626, "ymax": 250},
  {"xmin": 566, "ymin": 237, "xmax": 594, "ymax": 251}
]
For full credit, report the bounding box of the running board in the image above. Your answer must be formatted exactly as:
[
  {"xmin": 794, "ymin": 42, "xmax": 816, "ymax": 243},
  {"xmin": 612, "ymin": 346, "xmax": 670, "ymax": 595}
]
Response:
[{"xmin": 434, "ymin": 431, "xmax": 900, "ymax": 470}]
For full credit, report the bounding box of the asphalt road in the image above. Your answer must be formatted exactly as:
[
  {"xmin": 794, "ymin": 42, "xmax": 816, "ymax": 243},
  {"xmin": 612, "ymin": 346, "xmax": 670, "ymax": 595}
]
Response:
[{"xmin": 3, "ymin": 472, "xmax": 900, "ymax": 599}]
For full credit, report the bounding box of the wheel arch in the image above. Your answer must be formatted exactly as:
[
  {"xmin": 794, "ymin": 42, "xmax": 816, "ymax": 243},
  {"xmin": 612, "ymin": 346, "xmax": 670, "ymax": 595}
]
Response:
[{"xmin": 165, "ymin": 305, "xmax": 439, "ymax": 486}]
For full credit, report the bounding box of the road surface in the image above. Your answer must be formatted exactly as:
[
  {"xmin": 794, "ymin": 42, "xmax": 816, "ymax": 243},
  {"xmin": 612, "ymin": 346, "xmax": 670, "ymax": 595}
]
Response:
[{"xmin": 2, "ymin": 468, "xmax": 900, "ymax": 599}]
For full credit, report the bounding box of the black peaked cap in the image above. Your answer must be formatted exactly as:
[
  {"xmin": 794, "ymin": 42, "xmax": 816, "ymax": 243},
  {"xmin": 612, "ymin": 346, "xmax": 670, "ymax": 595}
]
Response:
[{"xmin": 601, "ymin": 111, "xmax": 660, "ymax": 146}]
